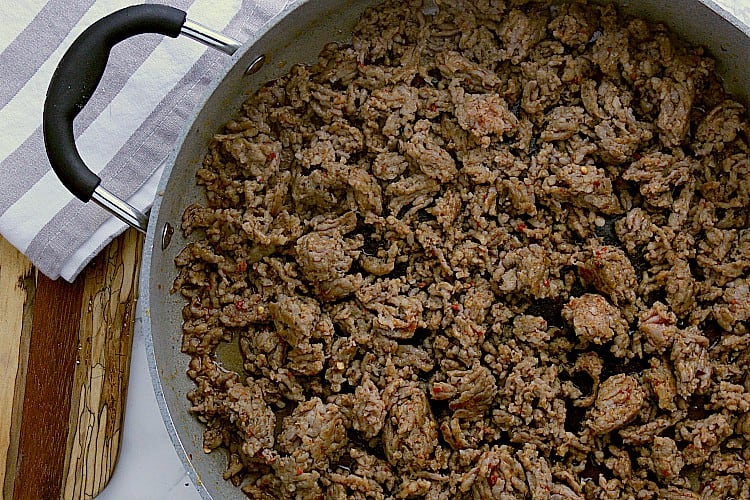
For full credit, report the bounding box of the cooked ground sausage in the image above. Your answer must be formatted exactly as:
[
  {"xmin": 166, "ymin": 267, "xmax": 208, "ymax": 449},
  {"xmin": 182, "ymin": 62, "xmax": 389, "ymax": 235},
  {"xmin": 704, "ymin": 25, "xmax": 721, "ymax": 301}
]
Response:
[{"xmin": 174, "ymin": 0, "xmax": 750, "ymax": 497}]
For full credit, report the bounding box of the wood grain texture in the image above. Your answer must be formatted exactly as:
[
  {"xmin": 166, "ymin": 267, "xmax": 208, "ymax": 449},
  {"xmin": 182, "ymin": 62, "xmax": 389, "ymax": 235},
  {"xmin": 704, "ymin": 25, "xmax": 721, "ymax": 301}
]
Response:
[
  {"xmin": 0, "ymin": 228, "xmax": 142, "ymax": 500},
  {"xmin": 13, "ymin": 270, "xmax": 85, "ymax": 500},
  {"xmin": 62, "ymin": 228, "xmax": 143, "ymax": 500},
  {"xmin": 0, "ymin": 238, "xmax": 35, "ymax": 500}
]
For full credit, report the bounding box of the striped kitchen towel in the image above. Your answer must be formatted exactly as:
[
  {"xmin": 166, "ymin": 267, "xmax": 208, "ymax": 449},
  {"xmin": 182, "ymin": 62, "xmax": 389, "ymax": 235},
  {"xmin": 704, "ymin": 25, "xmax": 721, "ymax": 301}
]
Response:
[{"xmin": 0, "ymin": 0, "xmax": 287, "ymax": 281}]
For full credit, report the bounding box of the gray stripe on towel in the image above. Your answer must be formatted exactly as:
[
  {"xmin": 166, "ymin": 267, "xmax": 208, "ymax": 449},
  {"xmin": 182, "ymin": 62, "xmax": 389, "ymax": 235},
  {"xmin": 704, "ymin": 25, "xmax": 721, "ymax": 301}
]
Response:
[{"xmin": 0, "ymin": 0, "xmax": 96, "ymax": 108}]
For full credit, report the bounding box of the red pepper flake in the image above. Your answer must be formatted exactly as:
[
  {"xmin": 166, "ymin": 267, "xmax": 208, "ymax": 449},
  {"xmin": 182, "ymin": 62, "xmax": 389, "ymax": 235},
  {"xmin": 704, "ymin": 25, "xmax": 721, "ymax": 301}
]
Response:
[
  {"xmin": 731, "ymin": 299, "xmax": 739, "ymax": 305},
  {"xmin": 357, "ymin": 62, "xmax": 365, "ymax": 69},
  {"xmin": 428, "ymin": 103, "xmax": 437, "ymax": 112},
  {"xmin": 433, "ymin": 386, "xmax": 442, "ymax": 394},
  {"xmin": 543, "ymin": 279, "xmax": 550, "ymax": 287},
  {"xmin": 488, "ymin": 474, "xmax": 498, "ymax": 486},
  {"xmin": 266, "ymin": 151, "xmax": 277, "ymax": 162},
  {"xmin": 451, "ymin": 303, "xmax": 460, "ymax": 312},
  {"xmin": 237, "ymin": 260, "xmax": 247, "ymax": 272},
  {"xmin": 296, "ymin": 467, "xmax": 303, "ymax": 475},
  {"xmin": 517, "ymin": 223, "xmax": 526, "ymax": 231},
  {"xmin": 236, "ymin": 299, "xmax": 246, "ymax": 310}
]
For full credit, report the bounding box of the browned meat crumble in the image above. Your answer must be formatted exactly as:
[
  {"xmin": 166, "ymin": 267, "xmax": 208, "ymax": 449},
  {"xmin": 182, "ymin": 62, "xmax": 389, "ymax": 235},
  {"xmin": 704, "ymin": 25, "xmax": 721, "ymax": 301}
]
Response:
[{"xmin": 172, "ymin": 0, "xmax": 750, "ymax": 498}]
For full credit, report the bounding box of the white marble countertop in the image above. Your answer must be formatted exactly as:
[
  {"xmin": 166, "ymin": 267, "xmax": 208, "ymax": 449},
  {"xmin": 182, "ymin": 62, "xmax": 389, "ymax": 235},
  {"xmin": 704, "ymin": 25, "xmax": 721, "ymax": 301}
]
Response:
[{"xmin": 96, "ymin": 0, "xmax": 750, "ymax": 498}]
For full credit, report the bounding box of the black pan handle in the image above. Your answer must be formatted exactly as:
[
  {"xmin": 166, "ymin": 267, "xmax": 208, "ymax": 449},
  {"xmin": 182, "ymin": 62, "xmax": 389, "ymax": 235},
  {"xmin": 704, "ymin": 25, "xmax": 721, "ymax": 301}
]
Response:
[
  {"xmin": 43, "ymin": 5, "xmax": 186, "ymax": 203},
  {"xmin": 42, "ymin": 5, "xmax": 240, "ymax": 232}
]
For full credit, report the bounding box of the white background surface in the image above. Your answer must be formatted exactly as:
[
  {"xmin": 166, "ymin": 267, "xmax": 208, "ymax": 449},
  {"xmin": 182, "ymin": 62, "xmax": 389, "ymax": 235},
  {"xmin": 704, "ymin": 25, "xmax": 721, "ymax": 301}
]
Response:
[{"xmin": 98, "ymin": 0, "xmax": 750, "ymax": 498}]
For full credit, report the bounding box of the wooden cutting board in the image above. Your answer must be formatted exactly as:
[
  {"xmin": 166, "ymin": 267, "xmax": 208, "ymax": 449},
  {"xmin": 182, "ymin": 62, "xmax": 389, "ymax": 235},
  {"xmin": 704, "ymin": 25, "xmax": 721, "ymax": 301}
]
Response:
[{"xmin": 0, "ymin": 229, "xmax": 143, "ymax": 500}]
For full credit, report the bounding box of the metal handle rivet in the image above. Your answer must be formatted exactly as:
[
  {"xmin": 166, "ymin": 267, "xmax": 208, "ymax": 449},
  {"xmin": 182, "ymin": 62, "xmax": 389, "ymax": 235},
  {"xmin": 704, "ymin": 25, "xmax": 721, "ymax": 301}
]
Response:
[
  {"xmin": 245, "ymin": 54, "xmax": 266, "ymax": 76},
  {"xmin": 162, "ymin": 222, "xmax": 174, "ymax": 250}
]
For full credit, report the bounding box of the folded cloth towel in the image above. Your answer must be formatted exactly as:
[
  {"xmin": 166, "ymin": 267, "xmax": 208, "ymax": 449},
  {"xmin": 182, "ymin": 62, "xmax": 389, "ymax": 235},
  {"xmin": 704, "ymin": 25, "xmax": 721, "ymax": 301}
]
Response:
[{"xmin": 0, "ymin": 0, "xmax": 287, "ymax": 281}]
